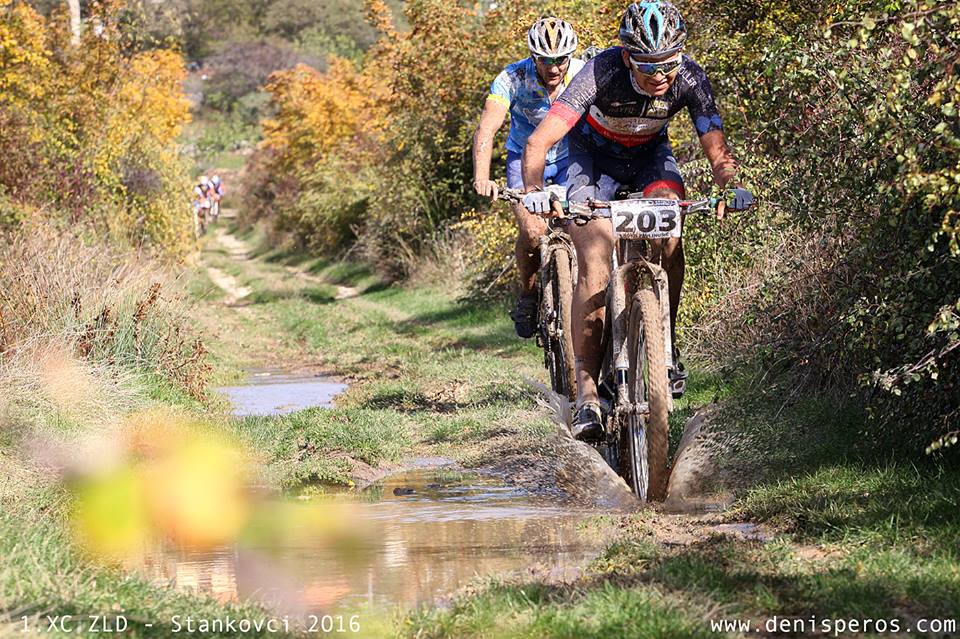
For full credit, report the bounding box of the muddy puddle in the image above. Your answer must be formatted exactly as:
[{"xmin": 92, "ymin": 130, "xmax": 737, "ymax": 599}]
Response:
[
  {"xmin": 217, "ymin": 369, "xmax": 348, "ymax": 417},
  {"xmin": 140, "ymin": 469, "xmax": 605, "ymax": 614}
]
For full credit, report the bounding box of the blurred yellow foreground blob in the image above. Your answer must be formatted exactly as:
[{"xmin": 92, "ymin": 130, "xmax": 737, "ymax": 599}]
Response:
[
  {"xmin": 70, "ymin": 409, "xmax": 370, "ymax": 569},
  {"xmin": 71, "ymin": 409, "xmax": 251, "ymax": 558}
]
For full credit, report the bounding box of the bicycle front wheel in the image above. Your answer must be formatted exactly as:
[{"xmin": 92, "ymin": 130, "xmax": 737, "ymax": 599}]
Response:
[
  {"xmin": 549, "ymin": 248, "xmax": 577, "ymax": 401},
  {"xmin": 624, "ymin": 286, "xmax": 670, "ymax": 502}
]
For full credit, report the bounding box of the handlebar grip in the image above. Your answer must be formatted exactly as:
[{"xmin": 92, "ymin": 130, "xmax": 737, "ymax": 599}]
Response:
[{"xmin": 548, "ymin": 192, "xmax": 564, "ymax": 217}]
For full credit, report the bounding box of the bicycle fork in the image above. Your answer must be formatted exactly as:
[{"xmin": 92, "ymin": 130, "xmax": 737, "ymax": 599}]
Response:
[
  {"xmin": 609, "ymin": 250, "xmax": 676, "ymax": 417},
  {"xmin": 609, "ymin": 252, "xmax": 631, "ymax": 413}
]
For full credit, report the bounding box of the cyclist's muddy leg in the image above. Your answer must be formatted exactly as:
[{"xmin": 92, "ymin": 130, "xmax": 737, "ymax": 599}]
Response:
[
  {"xmin": 646, "ymin": 188, "xmax": 683, "ymax": 344},
  {"xmin": 512, "ymin": 202, "xmax": 547, "ymax": 296},
  {"xmin": 570, "ymin": 220, "xmax": 614, "ymax": 405}
]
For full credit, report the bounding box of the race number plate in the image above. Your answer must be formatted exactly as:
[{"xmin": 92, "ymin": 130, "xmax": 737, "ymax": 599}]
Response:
[{"xmin": 608, "ymin": 199, "xmax": 682, "ymax": 239}]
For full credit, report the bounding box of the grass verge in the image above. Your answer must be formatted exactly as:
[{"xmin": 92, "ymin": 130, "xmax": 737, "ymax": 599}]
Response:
[
  {"xmin": 0, "ymin": 227, "xmax": 291, "ymax": 637},
  {"xmin": 187, "ymin": 225, "xmax": 960, "ymax": 636}
]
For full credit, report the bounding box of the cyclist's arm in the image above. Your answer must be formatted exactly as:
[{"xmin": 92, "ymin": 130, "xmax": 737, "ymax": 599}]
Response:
[
  {"xmin": 678, "ymin": 58, "xmax": 739, "ymax": 188},
  {"xmin": 521, "ymin": 113, "xmax": 572, "ymax": 192},
  {"xmin": 473, "ymin": 97, "xmax": 508, "ymax": 196},
  {"xmin": 699, "ymin": 130, "xmax": 741, "ymax": 220},
  {"xmin": 699, "ymin": 130, "xmax": 739, "ymax": 188}
]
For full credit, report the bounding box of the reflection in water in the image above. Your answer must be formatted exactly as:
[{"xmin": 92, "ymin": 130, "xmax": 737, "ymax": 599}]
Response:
[
  {"xmin": 144, "ymin": 546, "xmax": 239, "ymax": 604},
  {"xmin": 142, "ymin": 470, "xmax": 604, "ymax": 613},
  {"xmin": 218, "ymin": 370, "xmax": 347, "ymax": 417}
]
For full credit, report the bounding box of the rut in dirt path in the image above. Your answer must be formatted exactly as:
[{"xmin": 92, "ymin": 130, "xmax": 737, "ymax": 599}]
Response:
[
  {"xmin": 202, "ymin": 218, "xmax": 252, "ymax": 305},
  {"xmin": 206, "ymin": 264, "xmax": 252, "ymax": 305}
]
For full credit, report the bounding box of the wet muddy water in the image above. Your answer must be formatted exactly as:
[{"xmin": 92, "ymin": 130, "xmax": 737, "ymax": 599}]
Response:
[
  {"xmin": 142, "ymin": 469, "xmax": 606, "ymax": 613},
  {"xmin": 153, "ymin": 372, "xmax": 606, "ymax": 613},
  {"xmin": 217, "ymin": 369, "xmax": 348, "ymax": 417}
]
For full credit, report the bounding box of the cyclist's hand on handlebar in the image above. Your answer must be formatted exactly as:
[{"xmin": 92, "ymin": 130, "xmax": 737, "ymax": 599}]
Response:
[
  {"xmin": 522, "ymin": 191, "xmax": 553, "ymax": 215},
  {"xmin": 715, "ymin": 186, "xmax": 755, "ymax": 221},
  {"xmin": 474, "ymin": 179, "xmax": 500, "ymax": 200}
]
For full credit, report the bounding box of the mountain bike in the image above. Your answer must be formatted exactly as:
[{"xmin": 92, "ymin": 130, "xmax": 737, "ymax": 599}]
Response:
[
  {"xmin": 499, "ymin": 186, "xmax": 577, "ymax": 401},
  {"xmin": 512, "ymin": 187, "xmax": 754, "ymax": 503},
  {"xmin": 194, "ymin": 199, "xmax": 211, "ymax": 236}
]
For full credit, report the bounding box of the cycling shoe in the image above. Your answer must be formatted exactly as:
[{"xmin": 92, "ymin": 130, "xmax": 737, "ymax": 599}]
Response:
[
  {"xmin": 510, "ymin": 294, "xmax": 538, "ymax": 339},
  {"xmin": 572, "ymin": 402, "xmax": 604, "ymax": 441}
]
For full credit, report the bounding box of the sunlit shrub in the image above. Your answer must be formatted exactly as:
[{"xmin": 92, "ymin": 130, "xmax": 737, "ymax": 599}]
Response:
[
  {"xmin": 0, "ymin": 1, "xmax": 194, "ymax": 255},
  {"xmin": 0, "ymin": 221, "xmax": 210, "ymax": 400}
]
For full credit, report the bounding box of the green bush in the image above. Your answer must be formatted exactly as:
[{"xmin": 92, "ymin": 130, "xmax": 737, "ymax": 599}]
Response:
[{"xmin": 680, "ymin": 0, "xmax": 960, "ymax": 451}]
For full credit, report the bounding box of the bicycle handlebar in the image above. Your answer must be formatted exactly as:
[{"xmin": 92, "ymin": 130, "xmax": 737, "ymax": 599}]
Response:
[{"xmin": 496, "ymin": 187, "xmax": 734, "ymax": 222}]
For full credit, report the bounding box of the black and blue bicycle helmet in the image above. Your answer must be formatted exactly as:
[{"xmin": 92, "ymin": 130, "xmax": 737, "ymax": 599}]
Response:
[{"xmin": 619, "ymin": 1, "xmax": 687, "ymax": 56}]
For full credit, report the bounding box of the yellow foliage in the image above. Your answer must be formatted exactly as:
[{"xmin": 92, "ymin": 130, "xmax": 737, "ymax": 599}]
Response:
[
  {"xmin": 0, "ymin": 2, "xmax": 193, "ymax": 255},
  {"xmin": 262, "ymin": 59, "xmax": 388, "ymax": 172},
  {"xmin": 456, "ymin": 207, "xmax": 517, "ymax": 284},
  {"xmin": 118, "ymin": 50, "xmax": 192, "ymax": 146},
  {"xmin": 0, "ymin": 2, "xmax": 49, "ymax": 104},
  {"xmin": 247, "ymin": 0, "xmax": 626, "ymax": 264}
]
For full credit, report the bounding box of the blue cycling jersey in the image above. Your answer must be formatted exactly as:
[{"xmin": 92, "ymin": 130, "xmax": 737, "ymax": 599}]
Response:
[{"xmin": 488, "ymin": 56, "xmax": 585, "ymax": 164}]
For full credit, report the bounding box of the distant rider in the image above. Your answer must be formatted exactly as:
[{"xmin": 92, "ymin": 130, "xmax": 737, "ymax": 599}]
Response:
[
  {"xmin": 472, "ymin": 17, "xmax": 584, "ymax": 338},
  {"xmin": 520, "ymin": 2, "xmax": 754, "ymax": 438},
  {"xmin": 194, "ymin": 175, "xmax": 213, "ymax": 234},
  {"xmin": 210, "ymin": 175, "xmax": 224, "ymax": 221}
]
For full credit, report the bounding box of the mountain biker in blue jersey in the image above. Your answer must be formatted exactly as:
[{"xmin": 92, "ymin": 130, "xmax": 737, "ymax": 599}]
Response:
[
  {"xmin": 520, "ymin": 1, "xmax": 754, "ymax": 439},
  {"xmin": 472, "ymin": 17, "xmax": 585, "ymax": 338}
]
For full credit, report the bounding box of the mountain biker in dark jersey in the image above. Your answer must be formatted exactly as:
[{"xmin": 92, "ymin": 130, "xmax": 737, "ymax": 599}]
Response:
[{"xmin": 520, "ymin": 1, "xmax": 753, "ymax": 440}]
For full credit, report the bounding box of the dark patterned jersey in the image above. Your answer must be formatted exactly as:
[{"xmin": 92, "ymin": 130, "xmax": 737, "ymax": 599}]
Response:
[{"xmin": 548, "ymin": 47, "xmax": 724, "ymax": 159}]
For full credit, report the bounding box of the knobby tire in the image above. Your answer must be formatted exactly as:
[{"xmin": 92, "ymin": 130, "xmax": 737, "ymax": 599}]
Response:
[
  {"xmin": 551, "ymin": 249, "xmax": 577, "ymax": 401},
  {"xmin": 625, "ymin": 286, "xmax": 670, "ymax": 502}
]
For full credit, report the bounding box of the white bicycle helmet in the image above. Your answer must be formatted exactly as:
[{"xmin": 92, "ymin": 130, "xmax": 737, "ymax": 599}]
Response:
[
  {"xmin": 199, "ymin": 175, "xmax": 210, "ymax": 187},
  {"xmin": 527, "ymin": 17, "xmax": 578, "ymax": 58},
  {"xmin": 211, "ymin": 175, "xmax": 221, "ymax": 186}
]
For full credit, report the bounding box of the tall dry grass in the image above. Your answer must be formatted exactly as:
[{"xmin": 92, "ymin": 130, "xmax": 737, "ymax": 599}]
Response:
[{"xmin": 0, "ymin": 222, "xmax": 210, "ymax": 440}]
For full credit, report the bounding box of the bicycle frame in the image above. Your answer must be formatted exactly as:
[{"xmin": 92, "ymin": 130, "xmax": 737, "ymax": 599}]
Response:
[
  {"xmin": 497, "ymin": 187, "xmax": 579, "ymax": 400},
  {"xmin": 498, "ymin": 189, "xmax": 715, "ymax": 417},
  {"xmin": 500, "ymin": 186, "xmax": 749, "ymax": 501},
  {"xmin": 594, "ymin": 196, "xmax": 716, "ymax": 414}
]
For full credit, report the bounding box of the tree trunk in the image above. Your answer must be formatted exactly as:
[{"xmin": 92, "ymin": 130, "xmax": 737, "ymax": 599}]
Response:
[{"xmin": 67, "ymin": 0, "xmax": 81, "ymax": 45}]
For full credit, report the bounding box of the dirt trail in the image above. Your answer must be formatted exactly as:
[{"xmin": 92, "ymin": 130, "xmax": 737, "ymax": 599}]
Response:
[
  {"xmin": 280, "ymin": 264, "xmax": 361, "ymax": 302},
  {"xmin": 216, "ymin": 225, "xmax": 249, "ymax": 259},
  {"xmin": 203, "ymin": 219, "xmax": 253, "ymax": 305},
  {"xmin": 212, "ymin": 227, "xmax": 411, "ymax": 321},
  {"xmin": 206, "ymin": 265, "xmax": 252, "ymax": 305}
]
